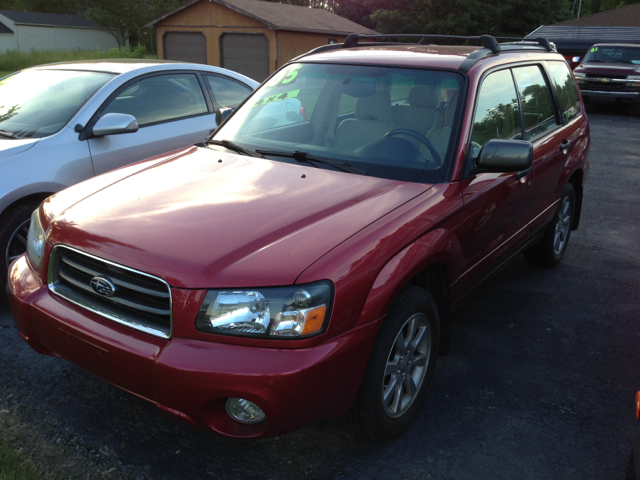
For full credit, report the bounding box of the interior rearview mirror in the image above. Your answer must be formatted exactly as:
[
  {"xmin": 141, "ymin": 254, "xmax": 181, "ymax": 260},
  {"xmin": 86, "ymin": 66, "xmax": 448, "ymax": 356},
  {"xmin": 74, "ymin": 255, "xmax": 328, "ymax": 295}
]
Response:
[
  {"xmin": 216, "ymin": 107, "xmax": 234, "ymax": 127},
  {"xmin": 476, "ymin": 138, "xmax": 533, "ymax": 175},
  {"xmin": 92, "ymin": 113, "xmax": 138, "ymax": 137}
]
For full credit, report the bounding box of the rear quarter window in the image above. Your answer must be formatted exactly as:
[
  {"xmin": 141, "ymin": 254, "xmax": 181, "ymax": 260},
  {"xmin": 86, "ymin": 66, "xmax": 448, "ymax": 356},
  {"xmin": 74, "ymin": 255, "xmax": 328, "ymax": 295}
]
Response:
[{"xmin": 546, "ymin": 61, "xmax": 581, "ymax": 123}]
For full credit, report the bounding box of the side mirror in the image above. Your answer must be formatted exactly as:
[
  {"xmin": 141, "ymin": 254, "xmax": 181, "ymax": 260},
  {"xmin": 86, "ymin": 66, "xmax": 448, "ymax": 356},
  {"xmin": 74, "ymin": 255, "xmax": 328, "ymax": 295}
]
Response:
[
  {"xmin": 572, "ymin": 56, "xmax": 581, "ymax": 63},
  {"xmin": 215, "ymin": 107, "xmax": 234, "ymax": 126},
  {"xmin": 93, "ymin": 113, "xmax": 138, "ymax": 137},
  {"xmin": 476, "ymin": 139, "xmax": 533, "ymax": 177}
]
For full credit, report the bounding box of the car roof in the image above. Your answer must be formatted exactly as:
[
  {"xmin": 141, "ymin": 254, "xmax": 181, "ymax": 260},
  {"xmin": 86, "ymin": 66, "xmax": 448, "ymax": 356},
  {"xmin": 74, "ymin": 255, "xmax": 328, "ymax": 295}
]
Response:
[
  {"xmin": 29, "ymin": 59, "xmax": 200, "ymax": 75},
  {"xmin": 591, "ymin": 43, "xmax": 640, "ymax": 48},
  {"xmin": 297, "ymin": 43, "xmax": 565, "ymax": 74},
  {"xmin": 300, "ymin": 45, "xmax": 481, "ymax": 71}
]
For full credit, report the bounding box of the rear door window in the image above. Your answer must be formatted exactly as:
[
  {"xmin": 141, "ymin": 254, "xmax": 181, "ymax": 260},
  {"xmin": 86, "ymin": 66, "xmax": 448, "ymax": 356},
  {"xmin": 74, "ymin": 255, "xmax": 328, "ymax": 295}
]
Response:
[
  {"xmin": 512, "ymin": 66, "xmax": 559, "ymax": 140},
  {"xmin": 546, "ymin": 61, "xmax": 581, "ymax": 123},
  {"xmin": 470, "ymin": 69, "xmax": 522, "ymax": 158}
]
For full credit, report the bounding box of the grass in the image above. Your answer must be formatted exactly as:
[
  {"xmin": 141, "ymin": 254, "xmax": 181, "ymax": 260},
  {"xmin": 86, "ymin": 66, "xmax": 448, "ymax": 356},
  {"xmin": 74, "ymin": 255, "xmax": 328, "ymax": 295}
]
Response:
[
  {"xmin": 0, "ymin": 436, "xmax": 42, "ymax": 480},
  {"xmin": 0, "ymin": 45, "xmax": 155, "ymax": 76}
]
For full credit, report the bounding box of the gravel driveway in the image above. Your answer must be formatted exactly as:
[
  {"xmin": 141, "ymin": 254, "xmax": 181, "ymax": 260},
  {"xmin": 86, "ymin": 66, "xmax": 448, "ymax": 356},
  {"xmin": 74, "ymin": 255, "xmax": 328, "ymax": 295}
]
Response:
[{"xmin": 1, "ymin": 104, "xmax": 639, "ymax": 480}]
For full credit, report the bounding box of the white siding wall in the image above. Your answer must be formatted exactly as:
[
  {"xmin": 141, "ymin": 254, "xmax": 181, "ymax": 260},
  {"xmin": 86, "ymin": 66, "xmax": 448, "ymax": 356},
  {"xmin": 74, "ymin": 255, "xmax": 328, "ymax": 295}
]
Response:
[
  {"xmin": 0, "ymin": 33, "xmax": 16, "ymax": 53},
  {"xmin": 15, "ymin": 26, "xmax": 119, "ymax": 51}
]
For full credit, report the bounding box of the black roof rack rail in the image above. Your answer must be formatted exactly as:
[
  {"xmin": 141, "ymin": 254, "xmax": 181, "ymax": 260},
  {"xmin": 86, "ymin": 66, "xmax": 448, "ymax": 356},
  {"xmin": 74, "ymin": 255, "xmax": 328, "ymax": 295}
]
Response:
[
  {"xmin": 343, "ymin": 33, "xmax": 505, "ymax": 53},
  {"xmin": 291, "ymin": 33, "xmax": 557, "ymax": 72}
]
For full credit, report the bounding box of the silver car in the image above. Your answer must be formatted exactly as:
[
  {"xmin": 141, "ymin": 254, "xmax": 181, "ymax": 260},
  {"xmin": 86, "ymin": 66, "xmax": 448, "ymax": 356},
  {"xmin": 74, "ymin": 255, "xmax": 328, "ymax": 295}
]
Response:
[{"xmin": 0, "ymin": 60, "xmax": 258, "ymax": 290}]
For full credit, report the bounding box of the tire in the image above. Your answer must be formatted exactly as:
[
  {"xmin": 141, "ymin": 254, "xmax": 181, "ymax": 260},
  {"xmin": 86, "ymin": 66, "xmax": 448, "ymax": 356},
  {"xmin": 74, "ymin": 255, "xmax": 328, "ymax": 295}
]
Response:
[
  {"xmin": 524, "ymin": 183, "xmax": 576, "ymax": 268},
  {"xmin": 0, "ymin": 201, "xmax": 40, "ymax": 296},
  {"xmin": 344, "ymin": 284, "xmax": 439, "ymax": 442}
]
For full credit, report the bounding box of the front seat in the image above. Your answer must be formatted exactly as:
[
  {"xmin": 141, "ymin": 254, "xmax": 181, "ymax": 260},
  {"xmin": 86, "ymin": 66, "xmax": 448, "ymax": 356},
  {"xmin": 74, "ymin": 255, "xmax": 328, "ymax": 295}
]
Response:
[
  {"xmin": 332, "ymin": 88, "xmax": 397, "ymax": 151},
  {"xmin": 391, "ymin": 85, "xmax": 442, "ymax": 134}
]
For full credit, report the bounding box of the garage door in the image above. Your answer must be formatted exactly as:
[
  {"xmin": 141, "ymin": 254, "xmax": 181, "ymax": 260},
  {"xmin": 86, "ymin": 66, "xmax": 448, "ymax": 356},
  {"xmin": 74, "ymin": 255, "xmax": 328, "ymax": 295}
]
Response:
[
  {"xmin": 164, "ymin": 32, "xmax": 207, "ymax": 64},
  {"xmin": 221, "ymin": 33, "xmax": 269, "ymax": 81}
]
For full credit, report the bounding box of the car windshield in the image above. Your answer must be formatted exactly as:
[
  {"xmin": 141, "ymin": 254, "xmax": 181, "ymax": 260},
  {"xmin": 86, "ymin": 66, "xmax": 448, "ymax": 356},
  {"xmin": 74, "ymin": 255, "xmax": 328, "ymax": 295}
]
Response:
[
  {"xmin": 583, "ymin": 46, "xmax": 640, "ymax": 65},
  {"xmin": 212, "ymin": 63, "xmax": 463, "ymax": 184},
  {"xmin": 0, "ymin": 69, "xmax": 114, "ymax": 138}
]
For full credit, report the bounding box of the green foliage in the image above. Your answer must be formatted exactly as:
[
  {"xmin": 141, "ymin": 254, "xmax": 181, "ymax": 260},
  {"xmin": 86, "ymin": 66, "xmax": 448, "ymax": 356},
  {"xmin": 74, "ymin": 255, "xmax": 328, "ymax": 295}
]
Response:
[
  {"xmin": 580, "ymin": 0, "xmax": 638, "ymax": 16},
  {"xmin": 67, "ymin": 0, "xmax": 180, "ymax": 48},
  {"xmin": 0, "ymin": 0, "xmax": 68, "ymax": 13},
  {"xmin": 0, "ymin": 45, "xmax": 149, "ymax": 73},
  {"xmin": 0, "ymin": 435, "xmax": 43, "ymax": 480},
  {"xmin": 369, "ymin": 0, "xmax": 572, "ymax": 37}
]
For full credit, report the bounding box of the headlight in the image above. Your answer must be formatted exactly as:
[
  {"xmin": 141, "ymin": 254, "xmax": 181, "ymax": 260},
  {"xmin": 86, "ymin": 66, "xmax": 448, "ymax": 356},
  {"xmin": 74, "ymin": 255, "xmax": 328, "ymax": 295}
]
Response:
[
  {"xmin": 573, "ymin": 72, "xmax": 586, "ymax": 79},
  {"xmin": 195, "ymin": 281, "xmax": 332, "ymax": 338},
  {"xmin": 26, "ymin": 209, "xmax": 46, "ymax": 270},
  {"xmin": 627, "ymin": 75, "xmax": 640, "ymax": 87}
]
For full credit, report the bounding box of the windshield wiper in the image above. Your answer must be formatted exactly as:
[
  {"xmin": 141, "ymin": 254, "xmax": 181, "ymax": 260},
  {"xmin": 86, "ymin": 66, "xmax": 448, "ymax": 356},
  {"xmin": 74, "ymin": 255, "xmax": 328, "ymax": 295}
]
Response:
[
  {"xmin": 0, "ymin": 129, "xmax": 19, "ymax": 139},
  {"xmin": 208, "ymin": 139, "xmax": 264, "ymax": 158},
  {"xmin": 256, "ymin": 149, "xmax": 368, "ymax": 175}
]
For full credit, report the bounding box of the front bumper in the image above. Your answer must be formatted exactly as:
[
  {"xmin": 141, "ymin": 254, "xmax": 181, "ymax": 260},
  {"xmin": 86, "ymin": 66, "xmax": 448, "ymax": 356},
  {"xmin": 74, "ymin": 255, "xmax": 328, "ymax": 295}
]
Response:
[
  {"xmin": 579, "ymin": 88, "xmax": 640, "ymax": 103},
  {"xmin": 8, "ymin": 255, "xmax": 381, "ymax": 438}
]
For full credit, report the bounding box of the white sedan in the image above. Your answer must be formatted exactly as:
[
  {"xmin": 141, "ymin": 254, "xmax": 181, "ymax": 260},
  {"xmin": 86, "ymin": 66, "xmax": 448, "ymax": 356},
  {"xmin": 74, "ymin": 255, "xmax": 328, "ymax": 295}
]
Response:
[{"xmin": 0, "ymin": 60, "xmax": 258, "ymax": 290}]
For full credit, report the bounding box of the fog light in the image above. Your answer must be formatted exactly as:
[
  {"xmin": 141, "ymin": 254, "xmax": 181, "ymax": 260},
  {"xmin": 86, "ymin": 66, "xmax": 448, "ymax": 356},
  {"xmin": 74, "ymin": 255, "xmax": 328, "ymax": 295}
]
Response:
[{"xmin": 226, "ymin": 398, "xmax": 266, "ymax": 424}]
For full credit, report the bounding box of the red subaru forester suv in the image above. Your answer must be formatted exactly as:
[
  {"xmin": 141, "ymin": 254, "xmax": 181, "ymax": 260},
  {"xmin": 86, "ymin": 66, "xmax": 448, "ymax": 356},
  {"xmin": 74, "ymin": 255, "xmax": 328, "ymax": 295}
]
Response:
[{"xmin": 7, "ymin": 34, "xmax": 590, "ymax": 441}]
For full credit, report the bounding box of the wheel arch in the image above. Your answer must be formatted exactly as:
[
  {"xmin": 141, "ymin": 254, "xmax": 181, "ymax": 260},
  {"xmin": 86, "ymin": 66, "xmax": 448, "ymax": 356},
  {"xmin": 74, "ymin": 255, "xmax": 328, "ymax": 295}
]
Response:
[
  {"xmin": 0, "ymin": 191, "xmax": 57, "ymax": 225},
  {"xmin": 568, "ymin": 169, "xmax": 584, "ymax": 230},
  {"xmin": 0, "ymin": 182, "xmax": 65, "ymax": 219},
  {"xmin": 357, "ymin": 228, "xmax": 462, "ymax": 356}
]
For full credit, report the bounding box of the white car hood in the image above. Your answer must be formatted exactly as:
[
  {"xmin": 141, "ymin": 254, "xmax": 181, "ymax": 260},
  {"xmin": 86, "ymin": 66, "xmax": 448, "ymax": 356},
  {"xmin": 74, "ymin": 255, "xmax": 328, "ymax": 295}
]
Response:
[{"xmin": 0, "ymin": 137, "xmax": 39, "ymax": 160}]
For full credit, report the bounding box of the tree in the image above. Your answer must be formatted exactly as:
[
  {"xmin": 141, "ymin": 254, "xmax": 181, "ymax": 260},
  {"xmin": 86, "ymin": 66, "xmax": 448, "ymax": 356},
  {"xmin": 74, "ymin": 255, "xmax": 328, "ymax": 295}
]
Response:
[
  {"xmin": 67, "ymin": 0, "xmax": 180, "ymax": 48},
  {"xmin": 0, "ymin": 0, "xmax": 70, "ymax": 13},
  {"xmin": 368, "ymin": 0, "xmax": 572, "ymax": 37}
]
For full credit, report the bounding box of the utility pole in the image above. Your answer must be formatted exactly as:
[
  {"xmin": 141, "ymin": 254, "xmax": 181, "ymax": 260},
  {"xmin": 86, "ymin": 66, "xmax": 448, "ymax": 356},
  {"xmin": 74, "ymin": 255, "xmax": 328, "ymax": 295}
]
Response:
[{"xmin": 577, "ymin": 0, "xmax": 583, "ymax": 19}]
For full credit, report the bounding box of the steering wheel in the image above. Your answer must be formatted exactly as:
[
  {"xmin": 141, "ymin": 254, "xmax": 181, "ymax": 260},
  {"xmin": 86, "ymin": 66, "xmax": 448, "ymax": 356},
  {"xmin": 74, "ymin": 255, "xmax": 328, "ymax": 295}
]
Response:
[{"xmin": 384, "ymin": 128, "xmax": 442, "ymax": 166}]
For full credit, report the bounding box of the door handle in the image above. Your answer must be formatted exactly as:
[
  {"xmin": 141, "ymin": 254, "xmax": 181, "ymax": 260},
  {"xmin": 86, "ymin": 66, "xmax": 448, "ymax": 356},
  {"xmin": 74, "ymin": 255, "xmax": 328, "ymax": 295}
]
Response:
[{"xmin": 560, "ymin": 139, "xmax": 571, "ymax": 151}]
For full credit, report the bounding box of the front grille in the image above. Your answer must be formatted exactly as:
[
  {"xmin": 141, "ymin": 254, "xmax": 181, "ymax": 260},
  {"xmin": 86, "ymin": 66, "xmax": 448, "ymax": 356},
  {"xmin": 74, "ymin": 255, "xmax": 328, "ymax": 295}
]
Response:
[
  {"xmin": 585, "ymin": 81, "xmax": 625, "ymax": 90},
  {"xmin": 586, "ymin": 74, "xmax": 627, "ymax": 80},
  {"xmin": 48, "ymin": 245, "xmax": 172, "ymax": 338}
]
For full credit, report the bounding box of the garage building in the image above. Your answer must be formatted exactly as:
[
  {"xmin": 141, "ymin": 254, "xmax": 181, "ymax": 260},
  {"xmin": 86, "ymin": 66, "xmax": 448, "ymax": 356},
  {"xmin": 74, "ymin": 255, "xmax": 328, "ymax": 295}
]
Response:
[
  {"xmin": 0, "ymin": 10, "xmax": 119, "ymax": 53},
  {"xmin": 148, "ymin": 0, "xmax": 376, "ymax": 81}
]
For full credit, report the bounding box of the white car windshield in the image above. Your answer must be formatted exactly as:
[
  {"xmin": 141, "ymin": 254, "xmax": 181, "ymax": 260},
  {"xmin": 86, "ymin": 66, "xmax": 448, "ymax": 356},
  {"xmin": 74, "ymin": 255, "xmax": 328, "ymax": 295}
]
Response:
[
  {"xmin": 583, "ymin": 46, "xmax": 640, "ymax": 65},
  {"xmin": 212, "ymin": 63, "xmax": 463, "ymax": 184},
  {"xmin": 0, "ymin": 69, "xmax": 114, "ymax": 139}
]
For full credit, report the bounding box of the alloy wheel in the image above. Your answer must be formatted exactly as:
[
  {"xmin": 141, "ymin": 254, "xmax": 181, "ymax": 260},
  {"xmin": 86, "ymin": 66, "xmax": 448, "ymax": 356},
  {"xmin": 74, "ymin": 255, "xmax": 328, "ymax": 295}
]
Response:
[
  {"xmin": 553, "ymin": 196, "xmax": 572, "ymax": 256},
  {"xmin": 5, "ymin": 218, "xmax": 30, "ymax": 270},
  {"xmin": 382, "ymin": 313, "xmax": 431, "ymax": 418}
]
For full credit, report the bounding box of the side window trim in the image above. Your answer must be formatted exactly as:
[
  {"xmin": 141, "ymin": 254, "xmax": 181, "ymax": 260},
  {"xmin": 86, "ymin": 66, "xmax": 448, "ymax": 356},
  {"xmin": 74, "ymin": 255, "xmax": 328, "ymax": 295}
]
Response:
[
  {"xmin": 195, "ymin": 71, "xmax": 214, "ymax": 113},
  {"xmin": 83, "ymin": 70, "xmax": 212, "ymax": 139},
  {"xmin": 510, "ymin": 68, "xmax": 526, "ymax": 142}
]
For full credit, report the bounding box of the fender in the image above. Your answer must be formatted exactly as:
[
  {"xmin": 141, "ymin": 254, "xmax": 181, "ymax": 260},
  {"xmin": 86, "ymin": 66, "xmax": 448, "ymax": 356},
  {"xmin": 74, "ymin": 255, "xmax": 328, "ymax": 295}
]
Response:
[
  {"xmin": 0, "ymin": 182, "xmax": 66, "ymax": 217},
  {"xmin": 357, "ymin": 228, "xmax": 464, "ymax": 327}
]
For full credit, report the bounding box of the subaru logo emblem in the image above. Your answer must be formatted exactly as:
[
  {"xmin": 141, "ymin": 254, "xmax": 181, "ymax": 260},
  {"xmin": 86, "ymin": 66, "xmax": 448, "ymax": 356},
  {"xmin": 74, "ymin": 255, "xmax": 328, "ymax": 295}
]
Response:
[{"xmin": 90, "ymin": 276, "xmax": 116, "ymax": 297}]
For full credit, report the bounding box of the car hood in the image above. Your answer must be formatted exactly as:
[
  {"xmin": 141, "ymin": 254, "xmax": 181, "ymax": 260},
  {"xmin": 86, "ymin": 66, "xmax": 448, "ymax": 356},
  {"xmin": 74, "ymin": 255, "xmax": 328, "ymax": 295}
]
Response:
[
  {"xmin": 576, "ymin": 63, "xmax": 640, "ymax": 76},
  {"xmin": 0, "ymin": 137, "xmax": 39, "ymax": 160},
  {"xmin": 48, "ymin": 147, "xmax": 431, "ymax": 288}
]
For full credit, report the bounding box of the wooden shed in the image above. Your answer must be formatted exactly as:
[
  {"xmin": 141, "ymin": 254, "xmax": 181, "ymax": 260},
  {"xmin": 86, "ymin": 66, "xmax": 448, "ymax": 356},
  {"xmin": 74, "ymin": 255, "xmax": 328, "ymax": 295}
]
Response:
[{"xmin": 147, "ymin": 0, "xmax": 377, "ymax": 81}]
